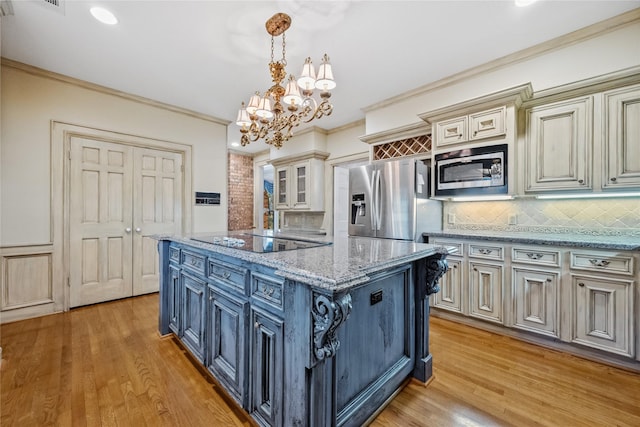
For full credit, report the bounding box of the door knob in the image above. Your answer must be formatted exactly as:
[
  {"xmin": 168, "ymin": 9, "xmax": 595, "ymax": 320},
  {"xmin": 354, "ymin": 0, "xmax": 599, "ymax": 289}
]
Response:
[
  {"xmin": 135, "ymin": 227, "xmax": 142, "ymax": 233},
  {"xmin": 125, "ymin": 227, "xmax": 132, "ymax": 233}
]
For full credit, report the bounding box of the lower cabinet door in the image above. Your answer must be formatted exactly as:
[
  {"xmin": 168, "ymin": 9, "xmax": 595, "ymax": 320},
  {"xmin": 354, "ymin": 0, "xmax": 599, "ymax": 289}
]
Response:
[
  {"xmin": 572, "ymin": 274, "xmax": 634, "ymax": 358},
  {"xmin": 433, "ymin": 258, "xmax": 463, "ymax": 313},
  {"xmin": 207, "ymin": 286, "xmax": 248, "ymax": 407},
  {"xmin": 168, "ymin": 265, "xmax": 181, "ymax": 335},
  {"xmin": 469, "ymin": 261, "xmax": 503, "ymax": 324},
  {"xmin": 250, "ymin": 308, "xmax": 283, "ymax": 427},
  {"xmin": 513, "ymin": 267, "xmax": 559, "ymax": 338},
  {"xmin": 182, "ymin": 272, "xmax": 206, "ymax": 362}
]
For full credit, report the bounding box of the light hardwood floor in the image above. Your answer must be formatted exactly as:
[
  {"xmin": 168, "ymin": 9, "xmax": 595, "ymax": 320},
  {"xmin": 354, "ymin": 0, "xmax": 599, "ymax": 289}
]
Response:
[{"xmin": 2, "ymin": 294, "xmax": 639, "ymax": 426}]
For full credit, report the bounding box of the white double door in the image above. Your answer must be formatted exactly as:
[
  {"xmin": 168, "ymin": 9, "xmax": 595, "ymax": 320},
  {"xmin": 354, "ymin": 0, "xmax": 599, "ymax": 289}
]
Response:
[{"xmin": 69, "ymin": 137, "xmax": 183, "ymax": 307}]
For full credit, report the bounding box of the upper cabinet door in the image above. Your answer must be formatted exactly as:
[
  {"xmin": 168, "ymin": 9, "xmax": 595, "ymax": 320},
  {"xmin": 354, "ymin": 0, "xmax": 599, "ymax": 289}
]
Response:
[
  {"xmin": 274, "ymin": 166, "xmax": 289, "ymax": 209},
  {"xmin": 469, "ymin": 106, "xmax": 506, "ymax": 141},
  {"xmin": 524, "ymin": 96, "xmax": 593, "ymax": 192},
  {"xmin": 604, "ymin": 85, "xmax": 640, "ymax": 189},
  {"xmin": 435, "ymin": 116, "xmax": 467, "ymax": 147}
]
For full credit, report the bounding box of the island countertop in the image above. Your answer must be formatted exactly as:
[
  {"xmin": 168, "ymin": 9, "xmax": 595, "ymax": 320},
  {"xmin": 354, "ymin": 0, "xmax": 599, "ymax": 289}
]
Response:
[{"xmin": 155, "ymin": 232, "xmax": 451, "ymax": 291}]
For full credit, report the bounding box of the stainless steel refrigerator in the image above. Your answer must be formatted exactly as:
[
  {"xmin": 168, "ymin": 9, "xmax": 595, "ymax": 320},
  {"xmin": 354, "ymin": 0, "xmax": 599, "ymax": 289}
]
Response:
[{"xmin": 348, "ymin": 158, "xmax": 442, "ymax": 241}]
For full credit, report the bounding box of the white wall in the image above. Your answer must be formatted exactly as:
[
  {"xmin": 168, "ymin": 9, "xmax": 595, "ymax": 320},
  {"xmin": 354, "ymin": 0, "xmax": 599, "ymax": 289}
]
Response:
[
  {"xmin": 1, "ymin": 62, "xmax": 229, "ymax": 246},
  {"xmin": 364, "ymin": 18, "xmax": 640, "ymax": 135}
]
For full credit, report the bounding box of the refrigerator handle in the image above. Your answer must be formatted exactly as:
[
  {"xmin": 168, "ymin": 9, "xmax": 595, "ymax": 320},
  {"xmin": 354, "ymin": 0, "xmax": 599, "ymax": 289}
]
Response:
[
  {"xmin": 375, "ymin": 169, "xmax": 382, "ymax": 231},
  {"xmin": 370, "ymin": 170, "xmax": 377, "ymax": 230}
]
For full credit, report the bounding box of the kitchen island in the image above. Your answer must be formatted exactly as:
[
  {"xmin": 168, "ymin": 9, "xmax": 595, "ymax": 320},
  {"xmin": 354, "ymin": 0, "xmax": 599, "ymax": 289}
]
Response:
[{"xmin": 156, "ymin": 232, "xmax": 449, "ymax": 427}]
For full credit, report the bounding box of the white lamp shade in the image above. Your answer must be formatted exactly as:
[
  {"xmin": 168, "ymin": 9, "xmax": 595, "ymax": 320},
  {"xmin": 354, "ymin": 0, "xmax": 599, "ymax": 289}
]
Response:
[
  {"xmin": 255, "ymin": 96, "xmax": 274, "ymax": 119},
  {"xmin": 315, "ymin": 55, "xmax": 336, "ymax": 90},
  {"xmin": 297, "ymin": 57, "xmax": 316, "ymax": 90},
  {"xmin": 283, "ymin": 76, "xmax": 303, "ymax": 106},
  {"xmin": 246, "ymin": 93, "xmax": 261, "ymax": 115},
  {"xmin": 235, "ymin": 105, "xmax": 251, "ymax": 127}
]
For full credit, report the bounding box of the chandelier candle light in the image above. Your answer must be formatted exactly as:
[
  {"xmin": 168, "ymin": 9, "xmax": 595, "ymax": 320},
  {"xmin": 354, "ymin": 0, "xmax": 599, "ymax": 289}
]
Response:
[{"xmin": 235, "ymin": 12, "xmax": 336, "ymax": 149}]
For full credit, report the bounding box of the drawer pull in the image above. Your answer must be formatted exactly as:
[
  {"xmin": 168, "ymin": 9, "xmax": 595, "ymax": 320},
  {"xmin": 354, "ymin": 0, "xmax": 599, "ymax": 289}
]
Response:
[
  {"xmin": 589, "ymin": 259, "xmax": 610, "ymax": 268},
  {"xmin": 526, "ymin": 252, "xmax": 544, "ymax": 260},
  {"xmin": 578, "ymin": 282, "xmax": 585, "ymax": 287},
  {"xmin": 220, "ymin": 271, "xmax": 231, "ymax": 279},
  {"xmin": 478, "ymin": 248, "xmax": 493, "ymax": 255},
  {"xmin": 190, "ymin": 258, "xmax": 198, "ymax": 266}
]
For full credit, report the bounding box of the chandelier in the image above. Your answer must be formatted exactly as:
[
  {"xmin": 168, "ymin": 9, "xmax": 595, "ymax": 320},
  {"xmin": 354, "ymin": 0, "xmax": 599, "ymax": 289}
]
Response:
[{"xmin": 235, "ymin": 12, "xmax": 336, "ymax": 149}]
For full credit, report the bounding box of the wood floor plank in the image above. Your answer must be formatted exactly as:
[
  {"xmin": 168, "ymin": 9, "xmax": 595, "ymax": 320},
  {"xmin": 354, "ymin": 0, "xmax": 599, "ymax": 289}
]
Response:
[{"xmin": 2, "ymin": 294, "xmax": 639, "ymax": 426}]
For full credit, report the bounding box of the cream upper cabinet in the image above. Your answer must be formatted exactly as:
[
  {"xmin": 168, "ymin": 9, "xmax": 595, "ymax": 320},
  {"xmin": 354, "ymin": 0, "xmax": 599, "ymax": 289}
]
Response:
[
  {"xmin": 523, "ymin": 96, "xmax": 593, "ymax": 192},
  {"xmin": 271, "ymin": 151, "xmax": 328, "ymax": 211},
  {"xmin": 435, "ymin": 106, "xmax": 507, "ymax": 148},
  {"xmin": 603, "ymin": 84, "xmax": 640, "ymax": 189}
]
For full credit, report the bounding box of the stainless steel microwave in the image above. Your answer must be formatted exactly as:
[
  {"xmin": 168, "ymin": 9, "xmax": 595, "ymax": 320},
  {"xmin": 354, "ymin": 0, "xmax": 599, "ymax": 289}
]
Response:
[{"xmin": 434, "ymin": 144, "xmax": 508, "ymax": 196}]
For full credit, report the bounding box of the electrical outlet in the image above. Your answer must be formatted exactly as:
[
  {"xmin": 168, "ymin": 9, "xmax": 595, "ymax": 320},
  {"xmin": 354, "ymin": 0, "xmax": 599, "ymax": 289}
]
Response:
[
  {"xmin": 448, "ymin": 213, "xmax": 456, "ymax": 224},
  {"xmin": 508, "ymin": 214, "xmax": 517, "ymax": 225}
]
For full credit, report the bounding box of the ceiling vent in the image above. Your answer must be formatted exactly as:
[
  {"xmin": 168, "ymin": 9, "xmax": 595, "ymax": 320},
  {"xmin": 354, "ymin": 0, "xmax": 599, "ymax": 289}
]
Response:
[{"xmin": 37, "ymin": 0, "xmax": 65, "ymax": 15}]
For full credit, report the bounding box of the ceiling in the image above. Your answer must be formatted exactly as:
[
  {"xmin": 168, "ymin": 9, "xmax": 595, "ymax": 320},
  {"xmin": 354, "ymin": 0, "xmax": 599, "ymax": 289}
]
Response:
[{"xmin": 2, "ymin": 1, "xmax": 639, "ymax": 154}]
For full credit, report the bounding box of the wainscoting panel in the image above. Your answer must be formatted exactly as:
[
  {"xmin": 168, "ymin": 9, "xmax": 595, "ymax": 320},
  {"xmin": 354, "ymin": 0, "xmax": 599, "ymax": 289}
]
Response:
[{"xmin": 0, "ymin": 245, "xmax": 57, "ymax": 323}]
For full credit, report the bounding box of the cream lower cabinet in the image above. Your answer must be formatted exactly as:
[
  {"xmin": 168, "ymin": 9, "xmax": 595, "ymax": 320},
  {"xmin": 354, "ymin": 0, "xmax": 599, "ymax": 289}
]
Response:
[
  {"xmin": 431, "ymin": 240, "xmax": 464, "ymax": 313},
  {"xmin": 469, "ymin": 261, "xmax": 504, "ymax": 324},
  {"xmin": 569, "ymin": 250, "xmax": 635, "ymax": 358},
  {"xmin": 430, "ymin": 237, "xmax": 638, "ymax": 364},
  {"xmin": 511, "ymin": 246, "xmax": 561, "ymax": 338},
  {"xmin": 434, "ymin": 257, "xmax": 463, "ymax": 313},
  {"xmin": 468, "ymin": 242, "xmax": 505, "ymax": 324}
]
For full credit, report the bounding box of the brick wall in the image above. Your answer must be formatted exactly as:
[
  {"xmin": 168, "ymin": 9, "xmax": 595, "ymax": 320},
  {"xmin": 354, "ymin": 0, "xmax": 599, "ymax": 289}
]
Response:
[{"xmin": 228, "ymin": 152, "xmax": 254, "ymax": 231}]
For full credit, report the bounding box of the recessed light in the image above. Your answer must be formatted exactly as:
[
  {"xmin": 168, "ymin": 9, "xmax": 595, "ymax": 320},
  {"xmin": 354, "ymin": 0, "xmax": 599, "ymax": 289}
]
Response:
[
  {"xmin": 90, "ymin": 7, "xmax": 118, "ymax": 25},
  {"xmin": 515, "ymin": 0, "xmax": 538, "ymax": 7}
]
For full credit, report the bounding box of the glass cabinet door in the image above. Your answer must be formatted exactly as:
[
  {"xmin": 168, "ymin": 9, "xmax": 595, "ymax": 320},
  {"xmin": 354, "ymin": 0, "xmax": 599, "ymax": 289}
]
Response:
[
  {"xmin": 277, "ymin": 168, "xmax": 288, "ymax": 207},
  {"xmin": 295, "ymin": 165, "xmax": 307, "ymax": 205}
]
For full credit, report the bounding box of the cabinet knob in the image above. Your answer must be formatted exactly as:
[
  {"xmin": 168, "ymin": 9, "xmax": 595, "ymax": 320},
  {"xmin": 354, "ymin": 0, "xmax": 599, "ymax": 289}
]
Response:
[
  {"xmin": 546, "ymin": 278, "xmax": 552, "ymax": 283},
  {"xmin": 611, "ymin": 177, "xmax": 617, "ymax": 182},
  {"xmin": 254, "ymin": 321, "xmax": 262, "ymax": 329},
  {"xmin": 578, "ymin": 282, "xmax": 585, "ymax": 287},
  {"xmin": 578, "ymin": 179, "xmax": 584, "ymax": 184},
  {"xmin": 125, "ymin": 227, "xmax": 132, "ymax": 233},
  {"xmin": 135, "ymin": 227, "xmax": 142, "ymax": 233},
  {"xmin": 473, "ymin": 267, "xmax": 478, "ymax": 271}
]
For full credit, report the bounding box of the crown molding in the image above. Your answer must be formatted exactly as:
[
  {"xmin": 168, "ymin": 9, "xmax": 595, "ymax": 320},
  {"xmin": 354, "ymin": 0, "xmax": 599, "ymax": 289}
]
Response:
[
  {"xmin": 418, "ymin": 83, "xmax": 533, "ymax": 123},
  {"xmin": 1, "ymin": 57, "xmax": 230, "ymax": 125},
  {"xmin": 268, "ymin": 150, "xmax": 330, "ymax": 167},
  {"xmin": 359, "ymin": 121, "xmax": 431, "ymax": 145},
  {"xmin": 362, "ymin": 8, "xmax": 640, "ymax": 114}
]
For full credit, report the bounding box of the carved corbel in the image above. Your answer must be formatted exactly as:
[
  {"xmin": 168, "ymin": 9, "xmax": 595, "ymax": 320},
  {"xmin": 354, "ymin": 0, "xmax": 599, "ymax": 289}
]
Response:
[
  {"xmin": 312, "ymin": 292, "xmax": 352, "ymax": 363},
  {"xmin": 425, "ymin": 251, "xmax": 448, "ymax": 296}
]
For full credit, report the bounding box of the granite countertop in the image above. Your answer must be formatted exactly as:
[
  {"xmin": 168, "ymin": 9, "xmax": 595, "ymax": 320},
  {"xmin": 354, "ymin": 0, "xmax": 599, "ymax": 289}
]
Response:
[
  {"xmin": 157, "ymin": 231, "xmax": 452, "ymax": 291},
  {"xmin": 423, "ymin": 230, "xmax": 640, "ymax": 251}
]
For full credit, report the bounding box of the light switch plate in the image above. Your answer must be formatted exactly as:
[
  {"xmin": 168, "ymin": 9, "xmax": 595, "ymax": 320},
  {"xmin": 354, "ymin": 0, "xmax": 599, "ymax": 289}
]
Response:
[
  {"xmin": 448, "ymin": 213, "xmax": 456, "ymax": 224},
  {"xmin": 508, "ymin": 214, "xmax": 517, "ymax": 225}
]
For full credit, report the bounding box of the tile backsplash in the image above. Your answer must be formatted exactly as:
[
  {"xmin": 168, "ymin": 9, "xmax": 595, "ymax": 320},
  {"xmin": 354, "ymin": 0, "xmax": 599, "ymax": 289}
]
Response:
[{"xmin": 443, "ymin": 198, "xmax": 640, "ymax": 237}]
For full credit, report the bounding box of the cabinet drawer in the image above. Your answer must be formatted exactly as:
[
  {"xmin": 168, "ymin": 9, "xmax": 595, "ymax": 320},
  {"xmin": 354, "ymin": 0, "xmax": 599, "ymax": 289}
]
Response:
[
  {"xmin": 181, "ymin": 250, "xmax": 206, "ymax": 275},
  {"xmin": 570, "ymin": 251, "xmax": 634, "ymax": 276},
  {"xmin": 251, "ymin": 272, "xmax": 284, "ymax": 311},
  {"xmin": 169, "ymin": 246, "xmax": 180, "ymax": 263},
  {"xmin": 431, "ymin": 239, "xmax": 463, "ymax": 257},
  {"xmin": 512, "ymin": 247, "xmax": 561, "ymax": 268},
  {"xmin": 468, "ymin": 243, "xmax": 504, "ymax": 261},
  {"xmin": 469, "ymin": 106, "xmax": 506, "ymax": 141},
  {"xmin": 208, "ymin": 259, "xmax": 248, "ymax": 294},
  {"xmin": 436, "ymin": 116, "xmax": 467, "ymax": 147}
]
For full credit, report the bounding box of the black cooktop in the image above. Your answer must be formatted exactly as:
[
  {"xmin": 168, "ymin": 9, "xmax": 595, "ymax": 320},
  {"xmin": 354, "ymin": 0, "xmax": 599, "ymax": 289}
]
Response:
[{"xmin": 191, "ymin": 233, "xmax": 331, "ymax": 253}]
